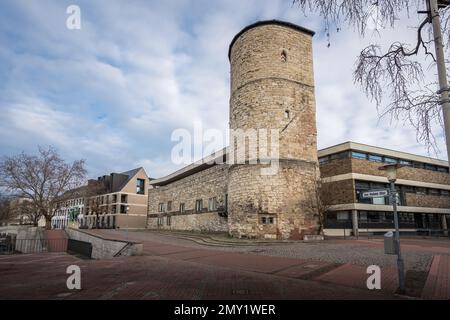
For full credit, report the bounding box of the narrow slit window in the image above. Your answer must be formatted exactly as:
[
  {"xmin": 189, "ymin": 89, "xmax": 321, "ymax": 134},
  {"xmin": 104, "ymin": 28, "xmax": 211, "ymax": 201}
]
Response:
[
  {"xmin": 281, "ymin": 50, "xmax": 288, "ymax": 62},
  {"xmin": 284, "ymin": 110, "xmax": 290, "ymax": 119}
]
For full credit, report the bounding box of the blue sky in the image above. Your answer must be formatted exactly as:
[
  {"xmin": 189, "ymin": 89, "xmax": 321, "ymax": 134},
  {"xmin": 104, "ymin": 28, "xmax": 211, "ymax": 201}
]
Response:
[{"xmin": 0, "ymin": 0, "xmax": 447, "ymax": 179}]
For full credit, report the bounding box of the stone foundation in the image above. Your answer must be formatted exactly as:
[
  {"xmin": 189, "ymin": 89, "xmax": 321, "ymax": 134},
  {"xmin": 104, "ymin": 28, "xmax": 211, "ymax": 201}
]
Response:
[{"xmin": 147, "ymin": 212, "xmax": 228, "ymax": 233}]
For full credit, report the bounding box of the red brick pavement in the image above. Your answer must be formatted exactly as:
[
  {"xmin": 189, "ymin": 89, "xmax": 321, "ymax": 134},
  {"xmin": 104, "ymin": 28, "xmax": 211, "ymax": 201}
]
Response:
[
  {"xmin": 422, "ymin": 255, "xmax": 450, "ymax": 300},
  {"xmin": 4, "ymin": 230, "xmax": 449, "ymax": 300},
  {"xmin": 273, "ymin": 260, "xmax": 336, "ymax": 279},
  {"xmin": 315, "ymin": 264, "xmax": 398, "ymax": 293},
  {"xmin": 45, "ymin": 230, "xmax": 68, "ymax": 253},
  {"xmin": 0, "ymin": 253, "xmax": 396, "ymax": 300},
  {"xmin": 334, "ymin": 238, "xmax": 450, "ymax": 255}
]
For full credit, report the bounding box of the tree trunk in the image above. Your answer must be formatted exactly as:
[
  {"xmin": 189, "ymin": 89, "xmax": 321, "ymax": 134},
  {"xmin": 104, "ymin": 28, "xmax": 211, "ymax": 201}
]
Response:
[{"xmin": 45, "ymin": 217, "xmax": 52, "ymax": 230}]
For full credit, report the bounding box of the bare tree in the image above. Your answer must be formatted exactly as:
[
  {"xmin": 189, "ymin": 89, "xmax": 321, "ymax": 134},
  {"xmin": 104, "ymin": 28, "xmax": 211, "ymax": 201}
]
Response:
[
  {"xmin": 0, "ymin": 194, "xmax": 13, "ymax": 225},
  {"xmin": 0, "ymin": 146, "xmax": 87, "ymax": 228},
  {"xmin": 311, "ymin": 179, "xmax": 333, "ymax": 235},
  {"xmin": 292, "ymin": 0, "xmax": 450, "ymax": 155},
  {"xmin": 6, "ymin": 198, "xmax": 38, "ymax": 226},
  {"xmin": 299, "ymin": 169, "xmax": 334, "ymax": 235},
  {"xmin": 82, "ymin": 181, "xmax": 107, "ymax": 228}
]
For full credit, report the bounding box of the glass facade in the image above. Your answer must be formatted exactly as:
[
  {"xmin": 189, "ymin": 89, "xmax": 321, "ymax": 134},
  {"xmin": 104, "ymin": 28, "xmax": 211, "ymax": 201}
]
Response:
[
  {"xmin": 355, "ymin": 180, "xmax": 450, "ymax": 207},
  {"xmin": 319, "ymin": 150, "xmax": 449, "ymax": 173},
  {"xmin": 325, "ymin": 211, "xmax": 443, "ymax": 231}
]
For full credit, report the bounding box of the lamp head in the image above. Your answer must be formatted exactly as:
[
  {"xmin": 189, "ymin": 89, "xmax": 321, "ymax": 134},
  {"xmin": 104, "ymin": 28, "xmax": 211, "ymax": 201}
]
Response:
[{"xmin": 379, "ymin": 163, "xmax": 404, "ymax": 182}]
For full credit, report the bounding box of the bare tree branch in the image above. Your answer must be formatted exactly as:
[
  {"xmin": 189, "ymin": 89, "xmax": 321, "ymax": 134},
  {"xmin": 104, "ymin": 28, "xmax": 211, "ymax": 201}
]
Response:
[
  {"xmin": 0, "ymin": 146, "xmax": 87, "ymax": 228},
  {"xmin": 292, "ymin": 0, "xmax": 450, "ymax": 154}
]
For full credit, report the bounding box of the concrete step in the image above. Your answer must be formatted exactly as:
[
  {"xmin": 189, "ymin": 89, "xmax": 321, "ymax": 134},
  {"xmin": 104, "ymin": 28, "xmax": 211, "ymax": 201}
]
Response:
[{"xmin": 149, "ymin": 230, "xmax": 299, "ymax": 247}]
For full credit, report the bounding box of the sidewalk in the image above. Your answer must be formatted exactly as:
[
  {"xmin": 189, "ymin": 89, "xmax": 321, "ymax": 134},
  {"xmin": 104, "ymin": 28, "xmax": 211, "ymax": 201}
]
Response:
[
  {"xmin": 88, "ymin": 229, "xmax": 403, "ymax": 297},
  {"xmin": 422, "ymin": 255, "xmax": 450, "ymax": 299}
]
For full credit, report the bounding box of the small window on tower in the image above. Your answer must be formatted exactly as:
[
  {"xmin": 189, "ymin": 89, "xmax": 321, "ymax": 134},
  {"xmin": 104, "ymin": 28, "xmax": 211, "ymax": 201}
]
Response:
[
  {"xmin": 284, "ymin": 110, "xmax": 290, "ymax": 119},
  {"xmin": 281, "ymin": 50, "xmax": 288, "ymax": 62}
]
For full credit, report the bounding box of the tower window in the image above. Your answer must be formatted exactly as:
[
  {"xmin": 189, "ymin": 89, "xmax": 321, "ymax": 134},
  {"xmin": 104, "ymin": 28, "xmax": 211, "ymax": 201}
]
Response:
[
  {"xmin": 284, "ymin": 110, "xmax": 290, "ymax": 119},
  {"xmin": 281, "ymin": 50, "xmax": 288, "ymax": 62},
  {"xmin": 261, "ymin": 216, "xmax": 275, "ymax": 225}
]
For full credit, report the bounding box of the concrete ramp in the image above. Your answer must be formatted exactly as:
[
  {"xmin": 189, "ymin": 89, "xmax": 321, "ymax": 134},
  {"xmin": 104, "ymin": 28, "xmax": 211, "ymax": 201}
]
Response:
[{"xmin": 66, "ymin": 228, "xmax": 143, "ymax": 259}]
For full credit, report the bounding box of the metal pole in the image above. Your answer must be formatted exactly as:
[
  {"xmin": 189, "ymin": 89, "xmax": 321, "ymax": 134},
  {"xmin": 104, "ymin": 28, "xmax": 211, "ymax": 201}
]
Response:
[
  {"xmin": 391, "ymin": 181, "xmax": 406, "ymax": 293},
  {"xmin": 429, "ymin": 0, "xmax": 450, "ymax": 165},
  {"xmin": 126, "ymin": 205, "xmax": 129, "ymax": 241}
]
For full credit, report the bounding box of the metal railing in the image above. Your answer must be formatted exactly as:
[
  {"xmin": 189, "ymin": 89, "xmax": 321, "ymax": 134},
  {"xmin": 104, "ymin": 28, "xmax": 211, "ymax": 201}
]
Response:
[{"xmin": 0, "ymin": 238, "xmax": 68, "ymax": 255}]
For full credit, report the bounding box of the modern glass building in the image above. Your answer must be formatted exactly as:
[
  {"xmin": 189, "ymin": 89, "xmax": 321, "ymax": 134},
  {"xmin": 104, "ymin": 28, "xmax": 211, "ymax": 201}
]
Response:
[{"xmin": 319, "ymin": 142, "xmax": 450, "ymax": 236}]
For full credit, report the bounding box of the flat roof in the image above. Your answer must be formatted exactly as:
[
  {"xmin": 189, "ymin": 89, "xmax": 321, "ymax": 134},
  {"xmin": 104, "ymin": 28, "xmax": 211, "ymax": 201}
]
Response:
[
  {"xmin": 318, "ymin": 141, "xmax": 449, "ymax": 167},
  {"xmin": 151, "ymin": 142, "xmax": 449, "ymax": 186},
  {"xmin": 150, "ymin": 148, "xmax": 228, "ymax": 187},
  {"xmin": 228, "ymin": 20, "xmax": 315, "ymax": 60}
]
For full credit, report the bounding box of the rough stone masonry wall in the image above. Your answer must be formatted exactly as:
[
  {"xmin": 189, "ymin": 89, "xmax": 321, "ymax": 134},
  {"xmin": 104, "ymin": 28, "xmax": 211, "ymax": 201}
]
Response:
[
  {"xmin": 228, "ymin": 161, "xmax": 320, "ymax": 240},
  {"xmin": 228, "ymin": 23, "xmax": 320, "ymax": 240},
  {"xmin": 147, "ymin": 165, "xmax": 229, "ymax": 232},
  {"xmin": 229, "ymin": 25, "xmax": 317, "ymax": 162}
]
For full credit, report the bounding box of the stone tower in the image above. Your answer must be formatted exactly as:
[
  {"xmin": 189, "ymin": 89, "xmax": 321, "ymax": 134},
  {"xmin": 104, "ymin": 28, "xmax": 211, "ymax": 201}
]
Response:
[{"xmin": 227, "ymin": 20, "xmax": 321, "ymax": 240}]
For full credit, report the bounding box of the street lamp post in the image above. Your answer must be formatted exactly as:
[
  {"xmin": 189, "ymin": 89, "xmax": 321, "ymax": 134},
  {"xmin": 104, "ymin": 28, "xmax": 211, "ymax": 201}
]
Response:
[
  {"xmin": 428, "ymin": 0, "xmax": 450, "ymax": 166},
  {"xmin": 126, "ymin": 205, "xmax": 130, "ymax": 241},
  {"xmin": 379, "ymin": 163, "xmax": 406, "ymax": 294}
]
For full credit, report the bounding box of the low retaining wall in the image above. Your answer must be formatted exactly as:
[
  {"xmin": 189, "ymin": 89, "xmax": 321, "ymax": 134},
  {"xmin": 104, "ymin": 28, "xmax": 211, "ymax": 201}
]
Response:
[
  {"xmin": 0, "ymin": 226, "xmax": 47, "ymax": 253},
  {"xmin": 66, "ymin": 228, "xmax": 143, "ymax": 259}
]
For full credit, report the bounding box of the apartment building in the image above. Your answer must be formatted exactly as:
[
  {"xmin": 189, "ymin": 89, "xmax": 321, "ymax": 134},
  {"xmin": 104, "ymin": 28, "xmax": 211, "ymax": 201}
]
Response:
[
  {"xmin": 52, "ymin": 188, "xmax": 84, "ymax": 229},
  {"xmin": 53, "ymin": 167, "xmax": 150, "ymax": 230},
  {"xmin": 319, "ymin": 142, "xmax": 450, "ymax": 236}
]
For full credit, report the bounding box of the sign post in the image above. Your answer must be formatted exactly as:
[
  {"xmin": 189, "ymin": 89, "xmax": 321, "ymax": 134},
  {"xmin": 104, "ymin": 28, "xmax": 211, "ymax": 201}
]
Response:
[
  {"xmin": 379, "ymin": 164, "xmax": 406, "ymax": 294},
  {"xmin": 361, "ymin": 189, "xmax": 389, "ymax": 199}
]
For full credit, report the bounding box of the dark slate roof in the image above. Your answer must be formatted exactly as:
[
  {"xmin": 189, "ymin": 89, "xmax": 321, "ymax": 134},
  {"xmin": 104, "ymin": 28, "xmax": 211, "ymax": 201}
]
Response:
[
  {"xmin": 228, "ymin": 20, "xmax": 315, "ymax": 59},
  {"xmin": 113, "ymin": 167, "xmax": 144, "ymax": 192}
]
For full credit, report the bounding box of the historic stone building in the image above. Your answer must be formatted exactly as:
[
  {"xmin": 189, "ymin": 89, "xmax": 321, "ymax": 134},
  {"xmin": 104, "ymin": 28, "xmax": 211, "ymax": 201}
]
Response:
[
  {"xmin": 228, "ymin": 21, "xmax": 320, "ymax": 239},
  {"xmin": 148, "ymin": 20, "xmax": 321, "ymax": 240},
  {"xmin": 147, "ymin": 20, "xmax": 450, "ymax": 239}
]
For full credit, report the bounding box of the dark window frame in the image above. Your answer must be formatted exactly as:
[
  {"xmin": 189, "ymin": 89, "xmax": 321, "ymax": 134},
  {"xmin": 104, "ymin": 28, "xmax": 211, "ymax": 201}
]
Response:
[
  {"xmin": 195, "ymin": 199, "xmax": 203, "ymax": 213},
  {"xmin": 136, "ymin": 178, "xmax": 145, "ymax": 195}
]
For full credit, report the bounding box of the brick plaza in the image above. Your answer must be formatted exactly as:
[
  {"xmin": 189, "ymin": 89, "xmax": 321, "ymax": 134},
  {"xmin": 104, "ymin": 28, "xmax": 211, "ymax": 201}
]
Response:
[{"xmin": 0, "ymin": 230, "xmax": 449, "ymax": 300}]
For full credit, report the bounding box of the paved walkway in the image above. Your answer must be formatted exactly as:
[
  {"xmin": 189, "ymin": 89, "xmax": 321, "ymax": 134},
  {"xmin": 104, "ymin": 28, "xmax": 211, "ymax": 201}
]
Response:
[
  {"xmin": 0, "ymin": 251, "xmax": 399, "ymax": 300},
  {"xmin": 422, "ymin": 255, "xmax": 450, "ymax": 300},
  {"xmin": 1, "ymin": 230, "xmax": 449, "ymax": 299},
  {"xmin": 334, "ymin": 238, "xmax": 450, "ymax": 255},
  {"xmin": 0, "ymin": 230, "xmax": 402, "ymax": 300}
]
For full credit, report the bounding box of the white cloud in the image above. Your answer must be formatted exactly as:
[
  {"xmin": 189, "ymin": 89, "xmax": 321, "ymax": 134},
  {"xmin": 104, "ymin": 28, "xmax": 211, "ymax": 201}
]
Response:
[{"xmin": 0, "ymin": 0, "xmax": 447, "ymax": 183}]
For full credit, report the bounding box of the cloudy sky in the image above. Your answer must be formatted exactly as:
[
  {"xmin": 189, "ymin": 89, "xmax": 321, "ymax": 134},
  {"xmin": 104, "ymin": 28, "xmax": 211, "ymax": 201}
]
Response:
[{"xmin": 0, "ymin": 0, "xmax": 447, "ymax": 179}]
